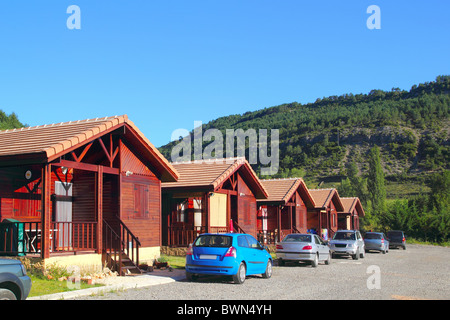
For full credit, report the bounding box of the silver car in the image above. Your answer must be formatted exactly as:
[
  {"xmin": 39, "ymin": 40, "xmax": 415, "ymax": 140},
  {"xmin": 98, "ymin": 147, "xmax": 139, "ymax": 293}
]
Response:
[
  {"xmin": 276, "ymin": 233, "xmax": 331, "ymax": 267},
  {"xmin": 329, "ymin": 230, "xmax": 365, "ymax": 260},
  {"xmin": 364, "ymin": 232, "xmax": 389, "ymax": 254}
]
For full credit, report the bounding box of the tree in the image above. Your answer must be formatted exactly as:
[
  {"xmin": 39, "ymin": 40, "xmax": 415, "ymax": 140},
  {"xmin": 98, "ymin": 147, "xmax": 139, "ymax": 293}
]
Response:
[{"xmin": 367, "ymin": 146, "xmax": 386, "ymax": 226}]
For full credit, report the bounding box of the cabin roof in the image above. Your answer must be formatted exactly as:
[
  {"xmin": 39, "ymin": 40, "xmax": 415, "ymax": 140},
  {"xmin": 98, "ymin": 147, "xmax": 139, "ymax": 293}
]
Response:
[
  {"xmin": 0, "ymin": 115, "xmax": 178, "ymax": 182},
  {"xmin": 308, "ymin": 188, "xmax": 344, "ymax": 211},
  {"xmin": 258, "ymin": 178, "xmax": 315, "ymax": 208},
  {"xmin": 161, "ymin": 157, "xmax": 268, "ymax": 199},
  {"xmin": 340, "ymin": 197, "xmax": 365, "ymax": 216}
]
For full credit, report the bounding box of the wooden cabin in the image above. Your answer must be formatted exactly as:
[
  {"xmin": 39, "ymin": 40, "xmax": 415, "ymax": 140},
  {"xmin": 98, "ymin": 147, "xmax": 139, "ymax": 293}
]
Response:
[
  {"xmin": 338, "ymin": 197, "xmax": 365, "ymax": 230},
  {"xmin": 256, "ymin": 178, "xmax": 316, "ymax": 244},
  {"xmin": 0, "ymin": 115, "xmax": 178, "ymax": 274},
  {"xmin": 161, "ymin": 157, "xmax": 268, "ymax": 247},
  {"xmin": 307, "ymin": 188, "xmax": 344, "ymax": 240}
]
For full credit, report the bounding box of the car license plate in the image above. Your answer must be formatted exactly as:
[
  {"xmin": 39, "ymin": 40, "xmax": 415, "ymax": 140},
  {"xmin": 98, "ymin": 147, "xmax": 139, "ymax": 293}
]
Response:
[{"xmin": 199, "ymin": 255, "xmax": 217, "ymax": 260}]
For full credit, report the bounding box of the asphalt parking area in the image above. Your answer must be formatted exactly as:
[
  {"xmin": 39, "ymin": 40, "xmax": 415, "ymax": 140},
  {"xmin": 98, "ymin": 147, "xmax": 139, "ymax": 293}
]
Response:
[{"xmin": 75, "ymin": 244, "xmax": 450, "ymax": 300}]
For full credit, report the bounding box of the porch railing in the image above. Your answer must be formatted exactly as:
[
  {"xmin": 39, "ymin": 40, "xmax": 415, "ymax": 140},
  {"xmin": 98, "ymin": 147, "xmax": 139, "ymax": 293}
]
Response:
[
  {"xmin": 52, "ymin": 221, "xmax": 97, "ymax": 252},
  {"xmin": 257, "ymin": 230, "xmax": 278, "ymax": 245},
  {"xmin": 0, "ymin": 221, "xmax": 41, "ymax": 255},
  {"xmin": 0, "ymin": 220, "xmax": 99, "ymax": 255},
  {"xmin": 168, "ymin": 225, "xmax": 206, "ymax": 247}
]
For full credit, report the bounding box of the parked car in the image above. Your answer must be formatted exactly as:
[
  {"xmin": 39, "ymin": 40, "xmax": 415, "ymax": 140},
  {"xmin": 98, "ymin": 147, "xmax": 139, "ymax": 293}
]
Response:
[
  {"xmin": 0, "ymin": 258, "xmax": 32, "ymax": 300},
  {"xmin": 185, "ymin": 233, "xmax": 273, "ymax": 284},
  {"xmin": 329, "ymin": 230, "xmax": 365, "ymax": 260},
  {"xmin": 276, "ymin": 233, "xmax": 331, "ymax": 267},
  {"xmin": 364, "ymin": 232, "xmax": 389, "ymax": 254},
  {"xmin": 387, "ymin": 230, "xmax": 407, "ymax": 250}
]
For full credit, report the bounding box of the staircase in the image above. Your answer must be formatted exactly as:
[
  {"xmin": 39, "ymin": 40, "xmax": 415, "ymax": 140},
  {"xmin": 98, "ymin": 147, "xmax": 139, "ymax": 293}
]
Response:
[{"xmin": 103, "ymin": 219, "xmax": 142, "ymax": 276}]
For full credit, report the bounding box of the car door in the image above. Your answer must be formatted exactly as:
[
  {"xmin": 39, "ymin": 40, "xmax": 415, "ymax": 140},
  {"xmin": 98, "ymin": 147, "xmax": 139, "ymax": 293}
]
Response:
[
  {"xmin": 245, "ymin": 235, "xmax": 267, "ymax": 274},
  {"xmin": 314, "ymin": 235, "xmax": 328, "ymax": 260},
  {"xmin": 356, "ymin": 231, "xmax": 364, "ymax": 252}
]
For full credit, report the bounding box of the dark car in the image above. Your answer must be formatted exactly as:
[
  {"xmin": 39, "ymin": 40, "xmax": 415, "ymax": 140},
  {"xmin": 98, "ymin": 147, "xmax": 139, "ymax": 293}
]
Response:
[
  {"xmin": 0, "ymin": 258, "xmax": 32, "ymax": 300},
  {"xmin": 387, "ymin": 230, "xmax": 406, "ymax": 250}
]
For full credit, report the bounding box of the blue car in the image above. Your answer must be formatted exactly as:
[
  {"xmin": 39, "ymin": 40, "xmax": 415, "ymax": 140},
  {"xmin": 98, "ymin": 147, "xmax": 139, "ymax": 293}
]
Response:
[{"xmin": 185, "ymin": 233, "xmax": 273, "ymax": 284}]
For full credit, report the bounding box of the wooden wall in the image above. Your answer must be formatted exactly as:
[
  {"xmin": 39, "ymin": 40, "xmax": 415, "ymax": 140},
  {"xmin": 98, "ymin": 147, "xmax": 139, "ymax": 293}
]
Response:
[
  {"xmin": 0, "ymin": 165, "xmax": 73, "ymax": 223},
  {"xmin": 237, "ymin": 174, "xmax": 257, "ymax": 237},
  {"xmin": 120, "ymin": 140, "xmax": 161, "ymax": 248},
  {"xmin": 295, "ymin": 191, "xmax": 308, "ymax": 233}
]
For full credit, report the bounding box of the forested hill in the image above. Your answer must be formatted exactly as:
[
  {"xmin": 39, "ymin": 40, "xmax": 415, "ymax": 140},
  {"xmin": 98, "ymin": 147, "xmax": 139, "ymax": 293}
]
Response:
[{"xmin": 159, "ymin": 75, "xmax": 449, "ymax": 185}]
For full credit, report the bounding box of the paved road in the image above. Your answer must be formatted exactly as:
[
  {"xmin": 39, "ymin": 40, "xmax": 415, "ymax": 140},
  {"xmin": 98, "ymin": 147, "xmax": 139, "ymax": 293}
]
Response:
[{"xmin": 76, "ymin": 244, "xmax": 450, "ymax": 300}]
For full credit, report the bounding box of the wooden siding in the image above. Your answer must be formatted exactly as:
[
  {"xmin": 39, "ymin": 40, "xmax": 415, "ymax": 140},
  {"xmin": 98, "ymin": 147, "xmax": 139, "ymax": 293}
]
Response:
[
  {"xmin": 72, "ymin": 171, "xmax": 96, "ymax": 223},
  {"xmin": 237, "ymin": 175, "xmax": 257, "ymax": 237},
  {"xmin": 120, "ymin": 141, "xmax": 156, "ymax": 177},
  {"xmin": 121, "ymin": 175, "xmax": 161, "ymax": 248},
  {"xmin": 295, "ymin": 191, "xmax": 307, "ymax": 233}
]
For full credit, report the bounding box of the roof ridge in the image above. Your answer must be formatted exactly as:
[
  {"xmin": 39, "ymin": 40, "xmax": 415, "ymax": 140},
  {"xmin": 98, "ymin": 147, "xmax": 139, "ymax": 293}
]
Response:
[
  {"xmin": 260, "ymin": 177, "xmax": 302, "ymax": 181},
  {"xmin": 171, "ymin": 156, "xmax": 245, "ymax": 165},
  {"xmin": 0, "ymin": 115, "xmax": 123, "ymax": 134}
]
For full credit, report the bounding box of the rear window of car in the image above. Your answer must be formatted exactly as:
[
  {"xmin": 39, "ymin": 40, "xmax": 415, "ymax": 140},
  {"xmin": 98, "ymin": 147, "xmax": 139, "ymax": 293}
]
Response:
[
  {"xmin": 283, "ymin": 234, "xmax": 312, "ymax": 243},
  {"xmin": 365, "ymin": 233, "xmax": 382, "ymax": 239},
  {"xmin": 193, "ymin": 235, "xmax": 232, "ymax": 248},
  {"xmin": 333, "ymin": 232, "xmax": 356, "ymax": 240},
  {"xmin": 387, "ymin": 231, "xmax": 404, "ymax": 238}
]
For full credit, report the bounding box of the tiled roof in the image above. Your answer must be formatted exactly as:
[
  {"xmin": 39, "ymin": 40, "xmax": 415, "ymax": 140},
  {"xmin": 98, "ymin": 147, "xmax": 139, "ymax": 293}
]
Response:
[
  {"xmin": 258, "ymin": 178, "xmax": 315, "ymax": 207},
  {"xmin": 0, "ymin": 115, "xmax": 178, "ymax": 181},
  {"xmin": 162, "ymin": 157, "xmax": 268, "ymax": 199},
  {"xmin": 340, "ymin": 197, "xmax": 365, "ymax": 216},
  {"xmin": 308, "ymin": 188, "xmax": 344, "ymax": 211}
]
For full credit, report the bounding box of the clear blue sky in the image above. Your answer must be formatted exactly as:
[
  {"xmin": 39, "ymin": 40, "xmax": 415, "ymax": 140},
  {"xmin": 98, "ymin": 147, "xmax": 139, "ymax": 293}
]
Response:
[{"xmin": 0, "ymin": 0, "xmax": 449, "ymax": 147}]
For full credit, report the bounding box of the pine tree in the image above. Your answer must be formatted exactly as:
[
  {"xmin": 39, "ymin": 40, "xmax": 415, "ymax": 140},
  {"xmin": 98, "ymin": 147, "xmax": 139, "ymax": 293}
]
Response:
[{"xmin": 367, "ymin": 146, "xmax": 386, "ymax": 227}]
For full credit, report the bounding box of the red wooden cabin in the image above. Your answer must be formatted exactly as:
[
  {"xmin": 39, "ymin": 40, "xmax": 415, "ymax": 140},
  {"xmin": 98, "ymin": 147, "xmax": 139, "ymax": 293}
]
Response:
[
  {"xmin": 307, "ymin": 188, "xmax": 344, "ymax": 240},
  {"xmin": 0, "ymin": 115, "xmax": 178, "ymax": 274},
  {"xmin": 338, "ymin": 197, "xmax": 365, "ymax": 230},
  {"xmin": 257, "ymin": 178, "xmax": 316, "ymax": 244},
  {"xmin": 161, "ymin": 157, "xmax": 268, "ymax": 247}
]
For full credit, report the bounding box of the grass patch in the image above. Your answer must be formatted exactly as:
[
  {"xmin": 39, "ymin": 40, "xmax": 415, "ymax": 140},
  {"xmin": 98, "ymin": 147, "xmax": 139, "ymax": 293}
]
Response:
[
  {"xmin": 161, "ymin": 255, "xmax": 186, "ymax": 269},
  {"xmin": 28, "ymin": 275, "xmax": 103, "ymax": 297}
]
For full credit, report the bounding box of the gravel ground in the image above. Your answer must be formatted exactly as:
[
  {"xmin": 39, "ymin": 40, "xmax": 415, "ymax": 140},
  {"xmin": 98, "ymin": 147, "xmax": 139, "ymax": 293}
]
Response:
[{"xmin": 75, "ymin": 244, "xmax": 450, "ymax": 301}]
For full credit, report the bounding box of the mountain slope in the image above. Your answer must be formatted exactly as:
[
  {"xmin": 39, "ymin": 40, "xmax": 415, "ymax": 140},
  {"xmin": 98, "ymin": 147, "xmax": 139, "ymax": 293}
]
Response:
[{"xmin": 159, "ymin": 76, "xmax": 450, "ymax": 193}]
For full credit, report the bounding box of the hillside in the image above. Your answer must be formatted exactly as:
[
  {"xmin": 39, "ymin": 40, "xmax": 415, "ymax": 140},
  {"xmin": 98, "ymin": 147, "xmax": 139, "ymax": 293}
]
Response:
[{"xmin": 159, "ymin": 76, "xmax": 450, "ymax": 198}]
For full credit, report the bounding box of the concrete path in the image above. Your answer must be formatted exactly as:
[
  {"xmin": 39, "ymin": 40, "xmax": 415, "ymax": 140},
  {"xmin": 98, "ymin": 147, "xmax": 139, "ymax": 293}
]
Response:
[{"xmin": 28, "ymin": 269, "xmax": 186, "ymax": 300}]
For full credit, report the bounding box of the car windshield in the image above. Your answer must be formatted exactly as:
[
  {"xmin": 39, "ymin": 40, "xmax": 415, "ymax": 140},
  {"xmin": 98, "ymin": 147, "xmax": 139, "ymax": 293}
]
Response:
[
  {"xmin": 365, "ymin": 233, "xmax": 382, "ymax": 239},
  {"xmin": 333, "ymin": 232, "xmax": 356, "ymax": 240},
  {"xmin": 194, "ymin": 235, "xmax": 232, "ymax": 248},
  {"xmin": 283, "ymin": 234, "xmax": 312, "ymax": 243}
]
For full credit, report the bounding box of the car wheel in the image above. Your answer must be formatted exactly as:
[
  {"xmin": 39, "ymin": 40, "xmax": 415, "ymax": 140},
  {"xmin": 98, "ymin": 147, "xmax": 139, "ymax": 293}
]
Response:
[
  {"xmin": 278, "ymin": 258, "xmax": 285, "ymax": 266},
  {"xmin": 325, "ymin": 252, "xmax": 331, "ymax": 265},
  {"xmin": 0, "ymin": 288, "xmax": 17, "ymax": 300},
  {"xmin": 311, "ymin": 253, "xmax": 319, "ymax": 267},
  {"xmin": 186, "ymin": 271, "xmax": 197, "ymax": 282},
  {"xmin": 262, "ymin": 260, "xmax": 272, "ymax": 279},
  {"xmin": 233, "ymin": 262, "xmax": 246, "ymax": 284}
]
